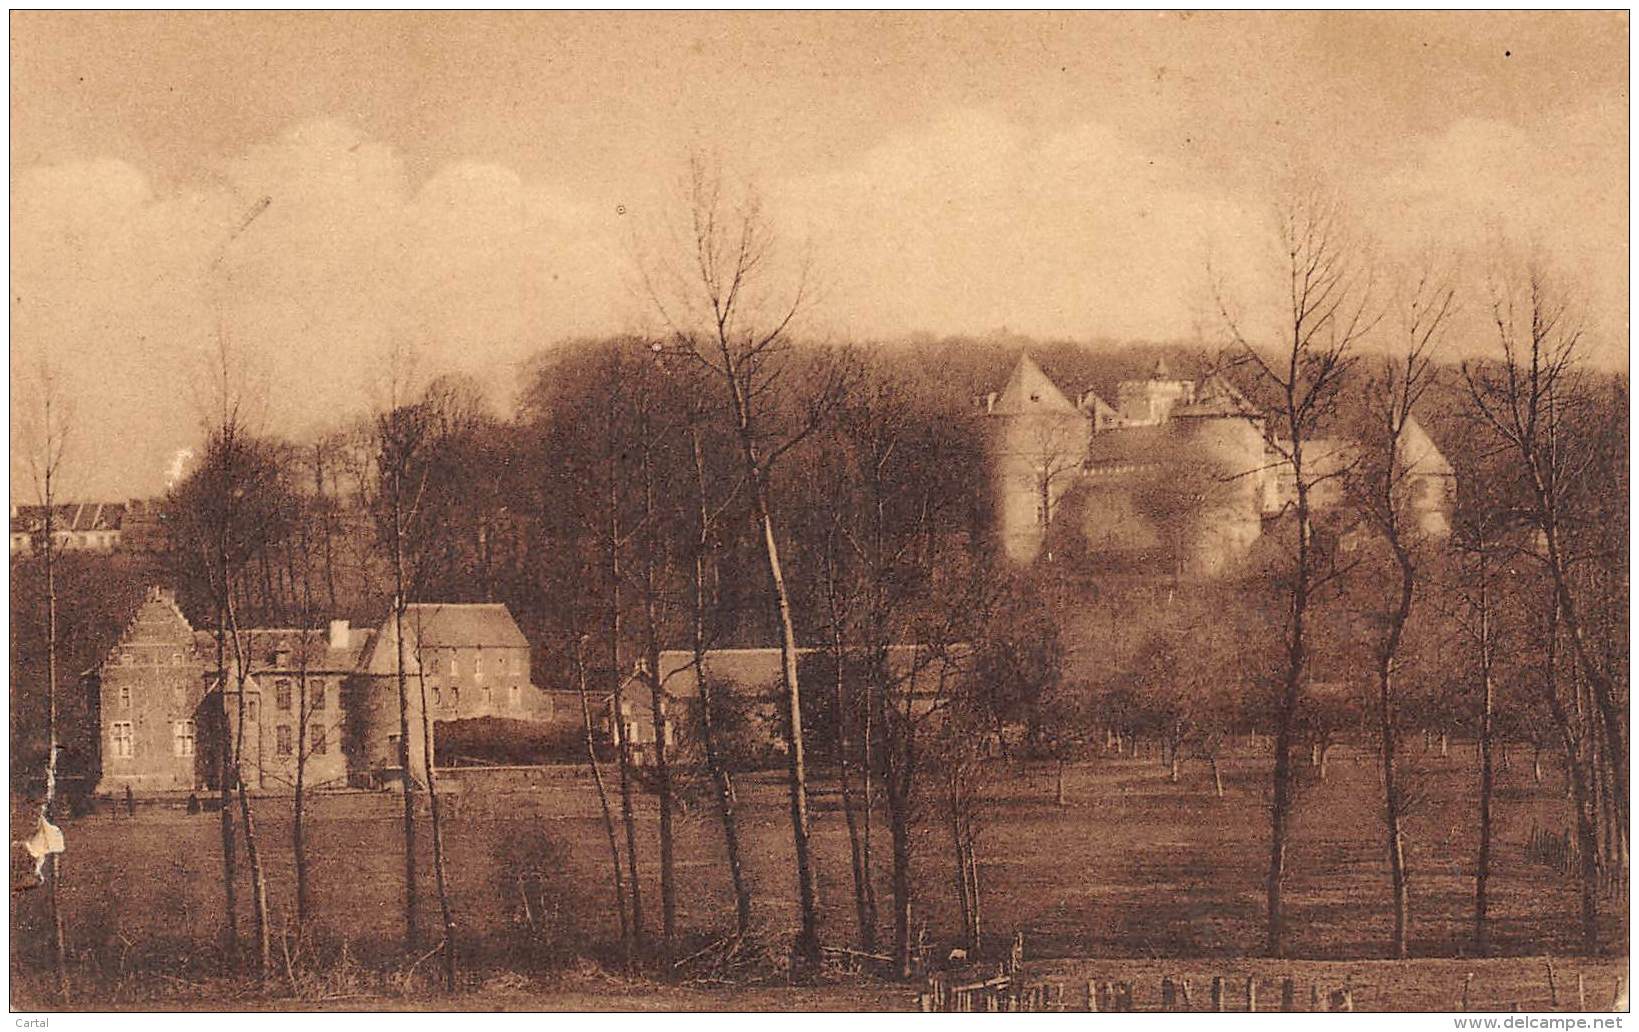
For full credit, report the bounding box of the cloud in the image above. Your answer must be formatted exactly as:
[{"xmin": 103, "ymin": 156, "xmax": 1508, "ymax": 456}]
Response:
[
  {"xmin": 11, "ymin": 119, "xmax": 634, "ymax": 498},
  {"xmin": 773, "ymin": 108, "xmax": 1265, "ymax": 343},
  {"xmin": 10, "ymin": 103, "xmax": 1625, "ymax": 499}
]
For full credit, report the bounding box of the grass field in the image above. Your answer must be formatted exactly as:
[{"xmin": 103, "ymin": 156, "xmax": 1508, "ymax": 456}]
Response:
[{"xmin": 10, "ymin": 742, "xmax": 1629, "ymax": 1009}]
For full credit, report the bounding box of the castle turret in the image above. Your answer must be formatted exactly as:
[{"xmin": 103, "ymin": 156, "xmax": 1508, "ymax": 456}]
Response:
[{"xmin": 986, "ymin": 354, "xmax": 1091, "ymax": 563}]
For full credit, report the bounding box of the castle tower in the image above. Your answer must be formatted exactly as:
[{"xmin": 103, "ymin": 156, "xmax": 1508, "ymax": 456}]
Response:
[
  {"xmin": 984, "ymin": 354, "xmax": 1091, "ymax": 563},
  {"xmin": 1114, "ymin": 357, "xmax": 1197, "ymax": 425}
]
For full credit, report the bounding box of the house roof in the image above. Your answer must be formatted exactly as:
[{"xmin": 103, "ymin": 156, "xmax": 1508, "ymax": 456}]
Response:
[
  {"xmin": 358, "ymin": 603, "xmax": 531, "ymax": 676},
  {"xmin": 656, "ymin": 644, "xmax": 972, "ymax": 701},
  {"xmin": 193, "ymin": 627, "xmax": 376, "ymax": 674},
  {"xmin": 990, "ymin": 354, "xmax": 1077, "ymax": 415},
  {"xmin": 400, "ymin": 604, "xmax": 530, "ymax": 649},
  {"xmin": 11, "ymin": 502, "xmax": 126, "ymax": 535}
]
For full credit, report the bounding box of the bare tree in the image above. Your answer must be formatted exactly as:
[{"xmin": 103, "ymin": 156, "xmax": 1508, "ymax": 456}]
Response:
[
  {"xmin": 373, "ymin": 381, "xmax": 424, "ymax": 954},
  {"xmin": 680, "ymin": 398, "xmax": 754, "ymax": 937},
  {"xmin": 642, "ymin": 152, "xmax": 848, "ymax": 969},
  {"xmin": 1216, "ymin": 186, "xmax": 1377, "ymax": 957},
  {"xmin": 572, "ymin": 632, "xmax": 631, "ymax": 956},
  {"xmin": 168, "ymin": 333, "xmax": 290, "ymax": 979},
  {"xmin": 368, "ymin": 370, "xmax": 468, "ymax": 982},
  {"xmin": 20, "ymin": 361, "xmax": 72, "ymax": 1001},
  {"xmin": 1347, "ymin": 264, "xmax": 1455, "ymax": 958},
  {"xmin": 1463, "ymin": 262, "xmax": 1628, "ymax": 849},
  {"xmin": 410, "ymin": 610, "xmax": 457, "ymax": 990}
]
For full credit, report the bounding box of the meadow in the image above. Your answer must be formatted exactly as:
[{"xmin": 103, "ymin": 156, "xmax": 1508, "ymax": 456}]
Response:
[{"xmin": 10, "ymin": 742, "xmax": 1627, "ymax": 1009}]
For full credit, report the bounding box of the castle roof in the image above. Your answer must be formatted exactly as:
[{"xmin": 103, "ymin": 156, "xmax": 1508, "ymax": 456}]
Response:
[
  {"xmin": 991, "ymin": 354, "xmax": 1077, "ymax": 415},
  {"xmin": 1174, "ymin": 375, "xmax": 1262, "ymax": 420},
  {"xmin": 1399, "ymin": 415, "xmax": 1454, "ymax": 478}
]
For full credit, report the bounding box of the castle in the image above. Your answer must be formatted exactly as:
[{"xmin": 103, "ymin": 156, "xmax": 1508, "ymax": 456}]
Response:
[{"xmin": 983, "ymin": 354, "xmax": 1454, "ymax": 577}]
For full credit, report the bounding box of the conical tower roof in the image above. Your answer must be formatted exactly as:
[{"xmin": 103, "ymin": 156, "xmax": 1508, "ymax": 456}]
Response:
[
  {"xmin": 990, "ymin": 353, "xmax": 1077, "ymax": 415},
  {"xmin": 1399, "ymin": 415, "xmax": 1453, "ymax": 477}
]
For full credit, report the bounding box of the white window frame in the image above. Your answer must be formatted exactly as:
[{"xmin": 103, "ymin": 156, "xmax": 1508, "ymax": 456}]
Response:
[
  {"xmin": 111, "ymin": 721, "xmax": 134, "ymax": 758},
  {"xmin": 173, "ymin": 720, "xmax": 196, "ymax": 757}
]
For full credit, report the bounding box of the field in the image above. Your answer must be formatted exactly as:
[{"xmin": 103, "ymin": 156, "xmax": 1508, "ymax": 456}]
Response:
[{"xmin": 11, "ymin": 742, "xmax": 1628, "ymax": 1010}]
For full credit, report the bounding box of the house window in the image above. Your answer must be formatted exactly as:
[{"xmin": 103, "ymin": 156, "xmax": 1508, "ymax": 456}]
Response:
[
  {"xmin": 474, "ymin": 650, "xmax": 484, "ymax": 679},
  {"xmin": 173, "ymin": 720, "xmax": 196, "ymax": 757},
  {"xmin": 310, "ymin": 681, "xmax": 326, "ymax": 710},
  {"xmin": 121, "ymin": 651, "xmax": 134, "ymax": 666},
  {"xmin": 247, "ymin": 699, "xmax": 259, "ymax": 722},
  {"xmin": 276, "ymin": 725, "xmax": 293, "ymax": 756},
  {"xmin": 449, "ymin": 652, "xmax": 459, "ymax": 676},
  {"xmin": 312, "ymin": 725, "xmax": 328, "ymax": 756},
  {"xmin": 482, "ymin": 685, "xmax": 492, "ymax": 708},
  {"xmin": 432, "ymin": 685, "xmax": 443, "ymax": 708},
  {"xmin": 111, "ymin": 721, "xmax": 134, "ymax": 758},
  {"xmin": 118, "ymin": 684, "xmax": 131, "ymax": 708},
  {"xmin": 450, "ymin": 686, "xmax": 461, "ymax": 708},
  {"xmin": 424, "ymin": 653, "xmax": 439, "ymax": 675},
  {"xmin": 275, "ymin": 680, "xmax": 292, "ymax": 711},
  {"xmin": 509, "ymin": 685, "xmax": 521, "ymax": 709},
  {"xmin": 171, "ymin": 652, "xmax": 183, "ymax": 666}
]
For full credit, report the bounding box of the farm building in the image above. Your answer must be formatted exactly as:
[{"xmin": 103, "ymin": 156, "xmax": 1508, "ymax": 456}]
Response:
[
  {"xmin": 88, "ymin": 589, "xmax": 556, "ymax": 796},
  {"xmin": 636, "ymin": 644, "xmax": 974, "ymax": 762}
]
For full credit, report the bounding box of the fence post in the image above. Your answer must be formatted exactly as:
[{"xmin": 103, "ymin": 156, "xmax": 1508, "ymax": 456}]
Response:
[
  {"xmin": 1462, "ymin": 972, "xmax": 1474, "ymax": 1011},
  {"xmin": 1611, "ymin": 974, "xmax": 1627, "ymax": 1011},
  {"xmin": 1181, "ymin": 978, "xmax": 1193, "ymax": 1009},
  {"xmin": 1578, "ymin": 973, "xmax": 1587, "ymax": 1011},
  {"xmin": 1211, "ymin": 976, "xmax": 1224, "ymax": 1012},
  {"xmin": 1116, "ymin": 981, "xmax": 1133, "ymax": 1012},
  {"xmin": 1281, "ymin": 978, "xmax": 1295, "ymax": 1012},
  {"xmin": 1086, "ymin": 980, "xmax": 1098, "ymax": 1012},
  {"xmin": 1162, "ymin": 976, "xmax": 1177, "ymax": 1010},
  {"xmin": 1311, "ymin": 983, "xmax": 1321, "ymax": 1011},
  {"xmin": 1246, "ymin": 976, "xmax": 1257, "ymax": 1012},
  {"xmin": 1547, "ymin": 958, "xmax": 1559, "ymax": 1007}
]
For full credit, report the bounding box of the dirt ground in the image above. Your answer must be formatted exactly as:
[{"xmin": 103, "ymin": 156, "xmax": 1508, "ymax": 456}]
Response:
[{"xmin": 10, "ymin": 743, "xmax": 1629, "ymax": 1009}]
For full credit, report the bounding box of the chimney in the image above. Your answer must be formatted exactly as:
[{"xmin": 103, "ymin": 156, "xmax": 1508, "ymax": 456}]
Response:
[{"xmin": 329, "ymin": 619, "xmax": 350, "ymax": 650}]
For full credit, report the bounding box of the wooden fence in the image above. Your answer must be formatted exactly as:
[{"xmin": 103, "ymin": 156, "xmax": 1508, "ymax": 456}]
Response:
[{"xmin": 918, "ymin": 970, "xmax": 1361, "ymax": 1013}]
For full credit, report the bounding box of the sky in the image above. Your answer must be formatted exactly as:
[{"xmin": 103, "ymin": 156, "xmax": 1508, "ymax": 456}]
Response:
[{"xmin": 10, "ymin": 11, "xmax": 1629, "ymax": 500}]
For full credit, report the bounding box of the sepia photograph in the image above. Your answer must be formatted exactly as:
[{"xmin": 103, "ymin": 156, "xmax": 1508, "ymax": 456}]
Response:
[{"xmin": 6, "ymin": 10, "xmax": 1630, "ymax": 1016}]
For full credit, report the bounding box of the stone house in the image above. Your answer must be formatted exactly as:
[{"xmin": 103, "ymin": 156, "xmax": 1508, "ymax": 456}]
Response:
[{"xmin": 91, "ymin": 591, "xmax": 551, "ymax": 796}]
